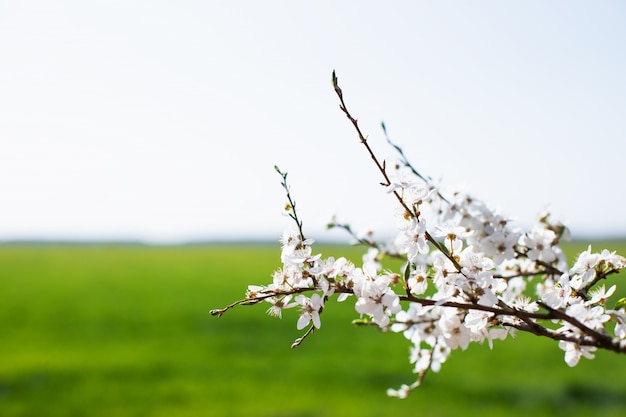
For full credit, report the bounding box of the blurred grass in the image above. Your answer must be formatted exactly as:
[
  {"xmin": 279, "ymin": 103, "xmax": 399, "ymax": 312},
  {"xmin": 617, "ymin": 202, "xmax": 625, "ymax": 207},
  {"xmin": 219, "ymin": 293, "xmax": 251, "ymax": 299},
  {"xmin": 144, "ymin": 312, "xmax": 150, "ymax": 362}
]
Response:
[{"xmin": 0, "ymin": 242, "xmax": 625, "ymax": 417}]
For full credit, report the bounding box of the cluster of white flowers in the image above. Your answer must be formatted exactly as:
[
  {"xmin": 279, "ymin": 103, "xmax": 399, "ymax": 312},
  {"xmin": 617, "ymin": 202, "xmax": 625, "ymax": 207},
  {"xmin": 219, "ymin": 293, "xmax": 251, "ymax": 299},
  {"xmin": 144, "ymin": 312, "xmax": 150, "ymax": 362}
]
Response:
[
  {"xmin": 217, "ymin": 163, "xmax": 626, "ymax": 399},
  {"xmin": 212, "ymin": 73, "xmax": 626, "ymax": 397},
  {"xmin": 228, "ymin": 170, "xmax": 626, "ymax": 396}
]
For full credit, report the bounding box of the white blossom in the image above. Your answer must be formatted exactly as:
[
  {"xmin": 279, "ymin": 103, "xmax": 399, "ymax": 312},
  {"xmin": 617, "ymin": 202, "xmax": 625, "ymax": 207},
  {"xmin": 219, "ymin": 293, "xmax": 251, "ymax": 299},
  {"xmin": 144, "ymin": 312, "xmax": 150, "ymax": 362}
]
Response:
[
  {"xmin": 295, "ymin": 293, "xmax": 323, "ymax": 330},
  {"xmin": 439, "ymin": 310, "xmax": 471, "ymax": 350},
  {"xmin": 558, "ymin": 341, "xmax": 596, "ymax": 367},
  {"xmin": 481, "ymin": 231, "xmax": 519, "ymax": 264},
  {"xmin": 570, "ymin": 246, "xmax": 599, "ymax": 286},
  {"xmin": 354, "ymin": 273, "xmax": 401, "ymax": 327},
  {"xmin": 541, "ymin": 274, "xmax": 576, "ymax": 309},
  {"xmin": 407, "ymin": 264, "xmax": 429, "ymax": 295},
  {"xmin": 395, "ymin": 217, "xmax": 429, "ymax": 261},
  {"xmin": 523, "ymin": 227, "xmax": 557, "ymax": 263}
]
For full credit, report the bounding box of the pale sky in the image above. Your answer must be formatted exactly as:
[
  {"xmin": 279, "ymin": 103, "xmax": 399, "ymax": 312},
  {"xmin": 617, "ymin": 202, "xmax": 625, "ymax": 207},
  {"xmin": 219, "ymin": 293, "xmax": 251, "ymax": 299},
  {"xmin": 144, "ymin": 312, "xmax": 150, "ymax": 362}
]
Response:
[{"xmin": 1, "ymin": 1, "xmax": 625, "ymax": 243}]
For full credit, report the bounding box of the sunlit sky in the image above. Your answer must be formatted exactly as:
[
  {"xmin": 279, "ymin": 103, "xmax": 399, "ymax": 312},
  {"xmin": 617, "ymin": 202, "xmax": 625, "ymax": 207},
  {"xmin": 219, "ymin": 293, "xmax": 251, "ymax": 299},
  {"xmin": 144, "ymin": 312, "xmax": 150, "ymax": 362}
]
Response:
[{"xmin": 1, "ymin": 1, "xmax": 625, "ymax": 243}]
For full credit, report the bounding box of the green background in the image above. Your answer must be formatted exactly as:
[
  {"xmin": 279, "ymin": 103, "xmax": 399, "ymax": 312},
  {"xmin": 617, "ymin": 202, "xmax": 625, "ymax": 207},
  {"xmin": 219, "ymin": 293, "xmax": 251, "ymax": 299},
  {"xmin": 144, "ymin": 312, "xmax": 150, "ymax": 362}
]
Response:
[{"xmin": 1, "ymin": 242, "xmax": 625, "ymax": 417}]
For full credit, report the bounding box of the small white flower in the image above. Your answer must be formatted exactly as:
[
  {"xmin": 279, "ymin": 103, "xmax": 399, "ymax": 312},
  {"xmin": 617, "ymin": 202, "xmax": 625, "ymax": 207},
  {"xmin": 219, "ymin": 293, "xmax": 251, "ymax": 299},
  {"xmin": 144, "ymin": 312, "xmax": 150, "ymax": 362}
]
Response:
[
  {"xmin": 407, "ymin": 264, "xmax": 429, "ymax": 295},
  {"xmin": 386, "ymin": 169, "xmax": 431, "ymax": 205},
  {"xmin": 395, "ymin": 218, "xmax": 429, "ymax": 261},
  {"xmin": 391, "ymin": 303, "xmax": 434, "ymax": 345},
  {"xmin": 558, "ymin": 341, "xmax": 596, "ymax": 367},
  {"xmin": 459, "ymin": 247, "xmax": 495, "ymax": 275},
  {"xmin": 570, "ymin": 246, "xmax": 599, "ymax": 285},
  {"xmin": 565, "ymin": 303, "xmax": 610, "ymax": 331},
  {"xmin": 439, "ymin": 311, "xmax": 471, "ymax": 350},
  {"xmin": 587, "ymin": 284, "xmax": 616, "ymax": 305},
  {"xmin": 354, "ymin": 273, "xmax": 401, "ymax": 327},
  {"xmin": 464, "ymin": 310, "xmax": 491, "ymax": 334},
  {"xmin": 295, "ymin": 293, "xmax": 323, "ymax": 330},
  {"xmin": 362, "ymin": 248, "xmax": 382, "ymax": 273},
  {"xmin": 481, "ymin": 231, "xmax": 519, "ymax": 265},
  {"xmin": 598, "ymin": 249, "xmax": 626, "ymax": 270},
  {"xmin": 541, "ymin": 274, "xmax": 575, "ymax": 309},
  {"xmin": 612, "ymin": 311, "xmax": 626, "ymax": 339},
  {"xmin": 266, "ymin": 295, "xmax": 294, "ymax": 318},
  {"xmin": 523, "ymin": 227, "xmax": 557, "ymax": 263}
]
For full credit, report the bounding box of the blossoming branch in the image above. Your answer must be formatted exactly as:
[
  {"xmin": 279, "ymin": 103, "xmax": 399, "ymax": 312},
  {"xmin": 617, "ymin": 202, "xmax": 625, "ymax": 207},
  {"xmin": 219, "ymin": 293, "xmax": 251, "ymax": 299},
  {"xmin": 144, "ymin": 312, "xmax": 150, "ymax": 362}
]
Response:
[{"xmin": 212, "ymin": 72, "xmax": 626, "ymax": 398}]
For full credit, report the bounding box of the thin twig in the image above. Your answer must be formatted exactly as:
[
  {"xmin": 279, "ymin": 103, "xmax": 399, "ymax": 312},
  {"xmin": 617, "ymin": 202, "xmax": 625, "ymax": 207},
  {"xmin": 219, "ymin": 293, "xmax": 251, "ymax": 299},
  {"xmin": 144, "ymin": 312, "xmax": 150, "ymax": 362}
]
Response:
[
  {"xmin": 275, "ymin": 165, "xmax": 306, "ymax": 241},
  {"xmin": 291, "ymin": 325, "xmax": 316, "ymax": 348},
  {"xmin": 327, "ymin": 221, "xmax": 406, "ymax": 260},
  {"xmin": 332, "ymin": 71, "xmax": 463, "ymax": 272},
  {"xmin": 381, "ymin": 122, "xmax": 449, "ymax": 204}
]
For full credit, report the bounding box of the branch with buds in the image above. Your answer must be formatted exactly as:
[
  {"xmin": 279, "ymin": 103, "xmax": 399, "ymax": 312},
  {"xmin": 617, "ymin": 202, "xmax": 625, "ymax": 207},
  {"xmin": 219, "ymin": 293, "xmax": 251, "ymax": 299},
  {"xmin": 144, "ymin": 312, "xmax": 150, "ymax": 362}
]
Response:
[{"xmin": 212, "ymin": 72, "xmax": 626, "ymax": 398}]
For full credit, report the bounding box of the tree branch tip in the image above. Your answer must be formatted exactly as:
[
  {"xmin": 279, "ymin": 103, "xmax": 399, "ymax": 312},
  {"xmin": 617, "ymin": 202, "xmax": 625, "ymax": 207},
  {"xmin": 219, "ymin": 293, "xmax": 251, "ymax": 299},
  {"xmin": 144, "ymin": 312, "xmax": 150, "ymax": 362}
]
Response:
[{"xmin": 332, "ymin": 70, "xmax": 342, "ymax": 94}]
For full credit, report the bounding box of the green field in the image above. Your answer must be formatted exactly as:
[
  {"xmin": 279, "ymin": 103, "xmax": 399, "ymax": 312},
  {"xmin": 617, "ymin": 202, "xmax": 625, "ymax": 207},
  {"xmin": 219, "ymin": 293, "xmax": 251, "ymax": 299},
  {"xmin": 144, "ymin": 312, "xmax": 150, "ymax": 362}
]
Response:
[{"xmin": 1, "ymin": 242, "xmax": 625, "ymax": 417}]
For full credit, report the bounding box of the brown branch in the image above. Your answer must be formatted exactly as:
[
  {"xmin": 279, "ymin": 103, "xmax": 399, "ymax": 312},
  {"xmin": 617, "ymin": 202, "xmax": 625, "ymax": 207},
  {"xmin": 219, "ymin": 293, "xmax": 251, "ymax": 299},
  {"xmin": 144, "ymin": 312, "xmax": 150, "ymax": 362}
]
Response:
[
  {"xmin": 332, "ymin": 71, "xmax": 463, "ymax": 272},
  {"xmin": 579, "ymin": 267, "xmax": 622, "ymax": 299},
  {"xmin": 514, "ymin": 249, "xmax": 565, "ymax": 277},
  {"xmin": 494, "ymin": 269, "xmax": 556, "ymax": 280},
  {"xmin": 213, "ymin": 281, "xmax": 626, "ymax": 354},
  {"xmin": 398, "ymin": 295, "xmax": 624, "ymax": 354},
  {"xmin": 210, "ymin": 286, "xmax": 314, "ymax": 317}
]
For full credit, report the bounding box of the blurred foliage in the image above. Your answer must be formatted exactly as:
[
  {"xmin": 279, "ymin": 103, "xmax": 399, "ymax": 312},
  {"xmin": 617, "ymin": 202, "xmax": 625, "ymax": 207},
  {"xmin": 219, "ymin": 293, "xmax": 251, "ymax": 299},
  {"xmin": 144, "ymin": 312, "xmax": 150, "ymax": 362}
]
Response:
[{"xmin": 0, "ymin": 242, "xmax": 625, "ymax": 417}]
